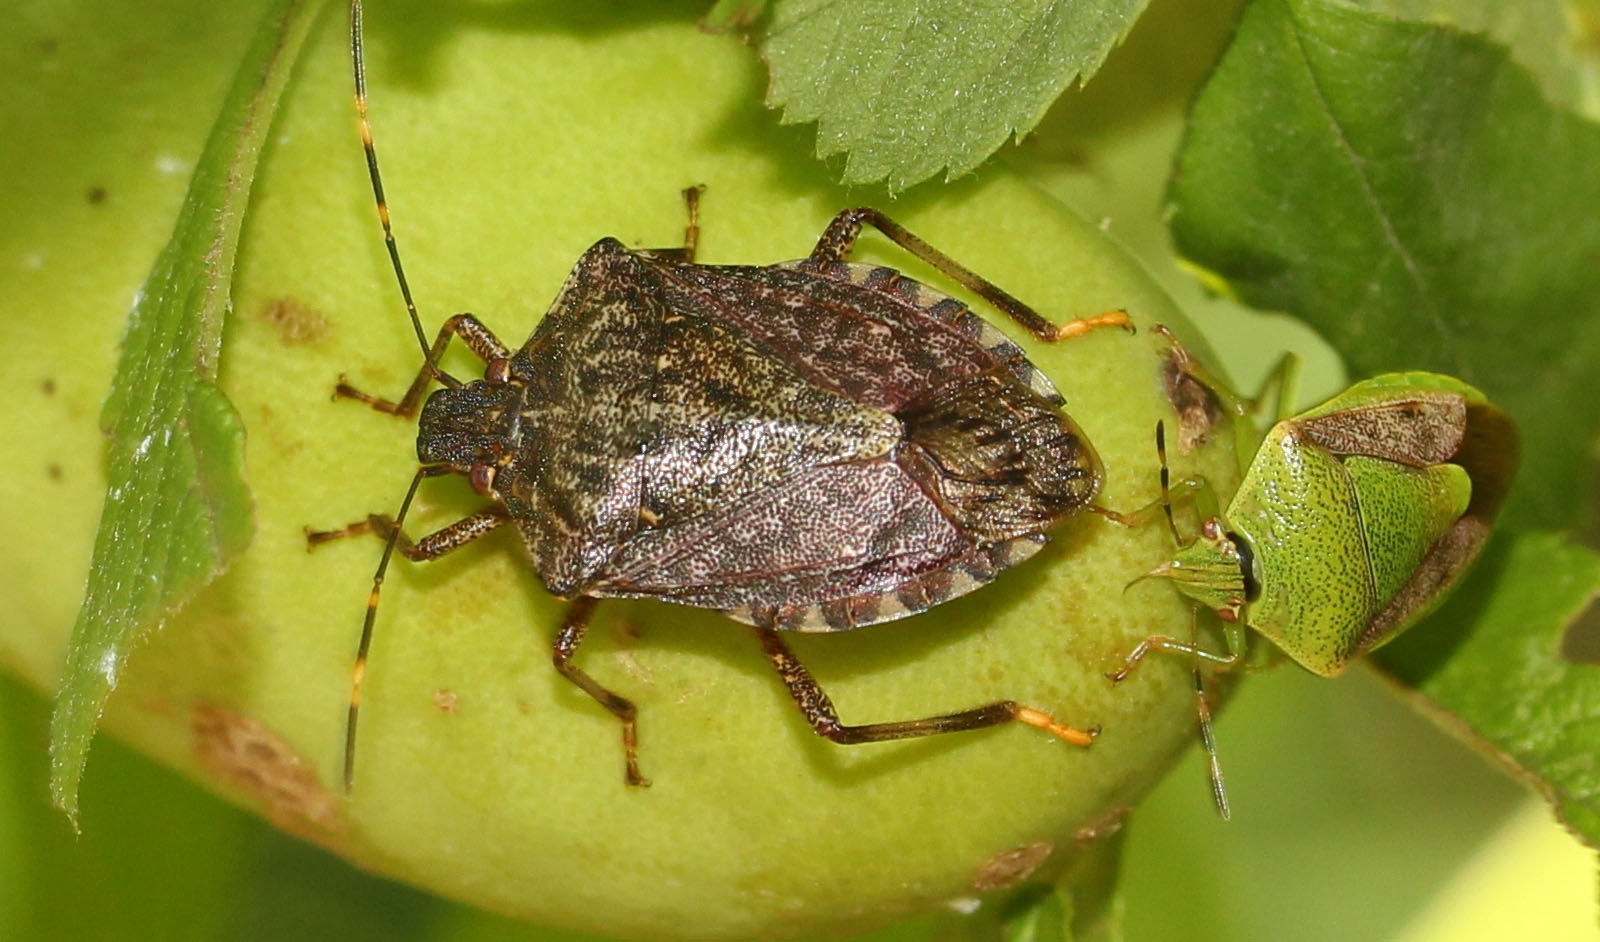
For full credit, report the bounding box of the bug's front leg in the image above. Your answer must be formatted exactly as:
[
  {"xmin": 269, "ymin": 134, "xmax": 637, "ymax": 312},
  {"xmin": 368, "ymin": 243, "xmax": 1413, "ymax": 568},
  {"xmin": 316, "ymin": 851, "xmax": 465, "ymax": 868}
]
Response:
[
  {"xmin": 337, "ymin": 313, "xmax": 512, "ymax": 418},
  {"xmin": 1105, "ymin": 621, "xmax": 1249, "ymax": 685},
  {"xmin": 804, "ymin": 207, "xmax": 1133, "ymax": 343},
  {"xmin": 306, "ymin": 466, "xmax": 510, "ymax": 793}
]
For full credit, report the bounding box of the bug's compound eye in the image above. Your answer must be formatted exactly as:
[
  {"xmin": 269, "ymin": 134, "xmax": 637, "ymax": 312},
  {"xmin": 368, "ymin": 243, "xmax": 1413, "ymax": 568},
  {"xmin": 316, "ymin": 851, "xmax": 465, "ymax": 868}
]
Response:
[
  {"xmin": 486, "ymin": 357, "xmax": 512, "ymax": 384},
  {"xmin": 1228, "ymin": 531, "xmax": 1261, "ymax": 602},
  {"xmin": 469, "ymin": 463, "xmax": 499, "ymax": 497},
  {"xmin": 1200, "ymin": 517, "xmax": 1225, "ymax": 541}
]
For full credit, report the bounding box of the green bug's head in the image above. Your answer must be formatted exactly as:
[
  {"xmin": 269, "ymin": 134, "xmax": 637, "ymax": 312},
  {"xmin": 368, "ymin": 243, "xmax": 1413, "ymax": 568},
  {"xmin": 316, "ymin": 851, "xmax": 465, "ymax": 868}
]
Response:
[{"xmin": 1144, "ymin": 517, "xmax": 1253, "ymax": 623}]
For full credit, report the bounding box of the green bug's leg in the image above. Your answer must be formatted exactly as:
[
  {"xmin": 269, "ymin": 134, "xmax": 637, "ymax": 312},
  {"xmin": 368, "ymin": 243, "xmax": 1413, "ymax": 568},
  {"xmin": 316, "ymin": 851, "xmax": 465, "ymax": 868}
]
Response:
[
  {"xmin": 1153, "ymin": 325, "xmax": 1303, "ymax": 424},
  {"xmin": 1248, "ymin": 351, "xmax": 1302, "ymax": 425},
  {"xmin": 1154, "ymin": 325, "xmax": 1247, "ymax": 418},
  {"xmin": 1192, "ymin": 667, "xmax": 1230, "ymax": 819},
  {"xmin": 1106, "ymin": 617, "xmax": 1249, "ymax": 684}
]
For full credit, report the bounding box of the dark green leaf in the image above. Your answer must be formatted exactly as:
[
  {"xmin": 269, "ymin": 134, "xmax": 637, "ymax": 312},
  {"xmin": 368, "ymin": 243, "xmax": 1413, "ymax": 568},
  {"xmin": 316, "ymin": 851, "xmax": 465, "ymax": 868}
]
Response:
[
  {"xmin": 1169, "ymin": 0, "xmax": 1600, "ymax": 531},
  {"xmin": 764, "ymin": 0, "xmax": 1149, "ymax": 191},
  {"xmin": 1374, "ymin": 533, "xmax": 1600, "ymax": 847},
  {"xmin": 47, "ymin": 0, "xmax": 329, "ymax": 825},
  {"xmin": 1347, "ymin": 0, "xmax": 1592, "ymax": 115}
]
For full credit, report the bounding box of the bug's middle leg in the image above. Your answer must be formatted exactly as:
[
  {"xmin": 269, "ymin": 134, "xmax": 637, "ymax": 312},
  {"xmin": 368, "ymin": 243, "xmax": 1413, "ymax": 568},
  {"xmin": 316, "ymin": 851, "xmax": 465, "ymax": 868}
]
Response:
[
  {"xmin": 804, "ymin": 207, "xmax": 1132, "ymax": 343},
  {"xmin": 552, "ymin": 596, "xmax": 649, "ymax": 787},
  {"xmin": 755, "ymin": 627, "xmax": 1097, "ymax": 749}
]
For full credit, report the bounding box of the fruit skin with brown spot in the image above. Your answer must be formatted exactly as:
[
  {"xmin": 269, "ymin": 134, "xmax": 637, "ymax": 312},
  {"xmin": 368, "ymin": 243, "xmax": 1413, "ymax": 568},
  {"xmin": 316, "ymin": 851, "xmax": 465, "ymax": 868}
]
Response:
[{"xmin": 0, "ymin": 3, "xmax": 1241, "ymax": 938}]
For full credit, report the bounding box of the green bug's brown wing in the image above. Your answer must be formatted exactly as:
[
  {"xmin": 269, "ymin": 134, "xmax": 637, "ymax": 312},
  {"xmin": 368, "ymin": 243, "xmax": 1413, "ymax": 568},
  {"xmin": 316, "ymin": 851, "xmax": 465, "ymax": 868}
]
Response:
[{"xmin": 1295, "ymin": 392, "xmax": 1466, "ymax": 467}]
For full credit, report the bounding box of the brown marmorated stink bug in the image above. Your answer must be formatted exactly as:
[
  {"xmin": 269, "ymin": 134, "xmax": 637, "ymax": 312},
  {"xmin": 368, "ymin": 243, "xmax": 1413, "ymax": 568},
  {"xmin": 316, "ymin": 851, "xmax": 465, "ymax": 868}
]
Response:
[{"xmin": 309, "ymin": 0, "xmax": 1135, "ymax": 792}]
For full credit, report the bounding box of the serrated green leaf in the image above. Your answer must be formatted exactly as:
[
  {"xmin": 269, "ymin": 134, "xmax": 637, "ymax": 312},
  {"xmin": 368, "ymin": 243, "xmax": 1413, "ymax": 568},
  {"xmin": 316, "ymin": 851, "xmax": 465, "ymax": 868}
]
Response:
[
  {"xmin": 1373, "ymin": 533, "xmax": 1600, "ymax": 847},
  {"xmin": 764, "ymin": 0, "xmax": 1149, "ymax": 191},
  {"xmin": 47, "ymin": 0, "xmax": 328, "ymax": 825},
  {"xmin": 1169, "ymin": 0, "xmax": 1600, "ymax": 532}
]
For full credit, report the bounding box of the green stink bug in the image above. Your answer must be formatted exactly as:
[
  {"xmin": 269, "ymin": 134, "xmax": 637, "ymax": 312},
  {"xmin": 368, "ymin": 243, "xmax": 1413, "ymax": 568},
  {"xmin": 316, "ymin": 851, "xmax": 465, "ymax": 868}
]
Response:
[{"xmin": 1115, "ymin": 365, "xmax": 1519, "ymax": 681}]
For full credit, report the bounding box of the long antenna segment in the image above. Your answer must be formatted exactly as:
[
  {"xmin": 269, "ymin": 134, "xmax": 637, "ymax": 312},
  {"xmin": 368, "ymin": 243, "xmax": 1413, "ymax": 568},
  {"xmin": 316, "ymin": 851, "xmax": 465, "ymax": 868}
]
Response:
[{"xmin": 349, "ymin": 0, "xmax": 446, "ymax": 378}]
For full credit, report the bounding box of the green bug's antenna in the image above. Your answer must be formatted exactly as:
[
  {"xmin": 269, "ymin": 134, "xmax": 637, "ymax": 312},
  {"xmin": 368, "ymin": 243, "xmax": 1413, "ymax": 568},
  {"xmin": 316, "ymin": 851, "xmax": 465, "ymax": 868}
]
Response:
[{"xmin": 1156, "ymin": 422, "xmax": 1232, "ymax": 819}]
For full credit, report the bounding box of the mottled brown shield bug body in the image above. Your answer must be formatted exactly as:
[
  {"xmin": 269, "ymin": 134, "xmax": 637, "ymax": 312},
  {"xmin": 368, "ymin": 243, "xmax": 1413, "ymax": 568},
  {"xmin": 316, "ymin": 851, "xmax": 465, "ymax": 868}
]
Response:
[{"xmin": 310, "ymin": 0, "xmax": 1134, "ymax": 792}]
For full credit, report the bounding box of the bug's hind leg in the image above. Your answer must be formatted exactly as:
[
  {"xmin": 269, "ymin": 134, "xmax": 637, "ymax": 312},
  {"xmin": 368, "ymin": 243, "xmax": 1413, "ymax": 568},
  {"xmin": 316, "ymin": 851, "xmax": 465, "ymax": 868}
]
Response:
[
  {"xmin": 755, "ymin": 628, "xmax": 1098, "ymax": 749},
  {"xmin": 804, "ymin": 207, "xmax": 1132, "ymax": 343},
  {"xmin": 553, "ymin": 597, "xmax": 649, "ymax": 786}
]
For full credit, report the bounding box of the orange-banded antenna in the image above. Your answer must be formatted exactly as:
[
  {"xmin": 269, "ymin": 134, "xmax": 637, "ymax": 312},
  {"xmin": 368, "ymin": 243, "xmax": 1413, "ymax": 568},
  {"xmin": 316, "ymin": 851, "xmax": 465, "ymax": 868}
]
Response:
[{"xmin": 349, "ymin": 0, "xmax": 458, "ymax": 388}]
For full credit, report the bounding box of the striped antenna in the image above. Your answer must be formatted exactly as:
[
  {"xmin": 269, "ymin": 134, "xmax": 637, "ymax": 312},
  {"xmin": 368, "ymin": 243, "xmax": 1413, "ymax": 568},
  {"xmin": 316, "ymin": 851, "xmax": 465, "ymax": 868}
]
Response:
[{"xmin": 349, "ymin": 0, "xmax": 455, "ymax": 386}]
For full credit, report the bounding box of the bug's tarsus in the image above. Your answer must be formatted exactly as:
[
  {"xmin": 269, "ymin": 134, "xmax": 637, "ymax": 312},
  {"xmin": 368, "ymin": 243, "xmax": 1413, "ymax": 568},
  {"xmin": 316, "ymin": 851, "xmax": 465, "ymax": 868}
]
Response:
[
  {"xmin": 552, "ymin": 597, "xmax": 650, "ymax": 786},
  {"xmin": 680, "ymin": 185, "xmax": 704, "ymax": 261},
  {"xmin": 805, "ymin": 208, "xmax": 1133, "ymax": 344},
  {"xmin": 1192, "ymin": 666, "xmax": 1231, "ymax": 819},
  {"xmin": 755, "ymin": 628, "xmax": 1097, "ymax": 748},
  {"xmin": 637, "ymin": 185, "xmax": 706, "ymax": 264}
]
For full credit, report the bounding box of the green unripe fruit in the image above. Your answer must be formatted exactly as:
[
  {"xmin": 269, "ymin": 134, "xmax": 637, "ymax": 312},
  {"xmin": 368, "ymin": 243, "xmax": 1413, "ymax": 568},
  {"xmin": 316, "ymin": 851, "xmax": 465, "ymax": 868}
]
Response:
[{"xmin": 2, "ymin": 3, "xmax": 1246, "ymax": 939}]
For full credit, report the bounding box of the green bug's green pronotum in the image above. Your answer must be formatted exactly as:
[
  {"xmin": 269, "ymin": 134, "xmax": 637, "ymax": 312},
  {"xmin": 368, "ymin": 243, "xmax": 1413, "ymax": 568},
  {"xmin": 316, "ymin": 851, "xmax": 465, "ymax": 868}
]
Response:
[{"xmin": 1113, "ymin": 368, "xmax": 1519, "ymax": 682}]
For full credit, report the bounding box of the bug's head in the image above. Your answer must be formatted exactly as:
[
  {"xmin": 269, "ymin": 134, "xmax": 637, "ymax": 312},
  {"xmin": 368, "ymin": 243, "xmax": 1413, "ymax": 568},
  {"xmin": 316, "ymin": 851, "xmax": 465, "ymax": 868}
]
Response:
[
  {"xmin": 1142, "ymin": 517, "xmax": 1253, "ymax": 622},
  {"xmin": 416, "ymin": 376, "xmax": 523, "ymax": 495}
]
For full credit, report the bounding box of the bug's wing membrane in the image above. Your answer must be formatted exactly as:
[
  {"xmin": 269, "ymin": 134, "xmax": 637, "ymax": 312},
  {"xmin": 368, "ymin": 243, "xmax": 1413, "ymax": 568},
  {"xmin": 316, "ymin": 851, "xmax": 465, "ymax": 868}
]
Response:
[{"xmin": 586, "ymin": 459, "xmax": 973, "ymax": 616}]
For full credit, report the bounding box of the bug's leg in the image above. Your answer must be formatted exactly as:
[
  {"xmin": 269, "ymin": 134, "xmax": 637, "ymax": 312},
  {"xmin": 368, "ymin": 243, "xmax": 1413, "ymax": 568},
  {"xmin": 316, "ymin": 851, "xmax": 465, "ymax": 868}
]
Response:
[
  {"xmin": 1251, "ymin": 351, "xmax": 1302, "ymax": 424},
  {"xmin": 551, "ymin": 597, "xmax": 649, "ymax": 786},
  {"xmin": 335, "ymin": 313, "xmax": 512, "ymax": 418},
  {"xmin": 305, "ymin": 507, "xmax": 508, "ymax": 558},
  {"xmin": 307, "ymin": 465, "xmax": 509, "ymax": 793},
  {"xmin": 803, "ymin": 207, "xmax": 1133, "ymax": 343},
  {"xmin": 638, "ymin": 185, "xmax": 706, "ymax": 263},
  {"xmin": 1106, "ymin": 618, "xmax": 1248, "ymax": 684},
  {"xmin": 1193, "ymin": 666, "xmax": 1231, "ymax": 820},
  {"xmin": 1155, "ymin": 324, "xmax": 1302, "ymax": 424},
  {"xmin": 756, "ymin": 628, "xmax": 1098, "ymax": 749}
]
